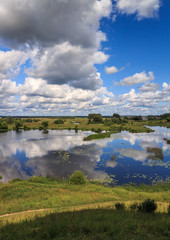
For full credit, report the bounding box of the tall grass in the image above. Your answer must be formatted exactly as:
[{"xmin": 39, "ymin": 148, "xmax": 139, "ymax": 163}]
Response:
[
  {"xmin": 0, "ymin": 178, "xmax": 169, "ymax": 216},
  {"xmin": 0, "ymin": 209, "xmax": 170, "ymax": 240}
]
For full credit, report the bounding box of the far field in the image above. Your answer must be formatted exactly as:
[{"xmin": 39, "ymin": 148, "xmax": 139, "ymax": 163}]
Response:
[{"xmin": 4, "ymin": 115, "xmax": 170, "ymax": 140}]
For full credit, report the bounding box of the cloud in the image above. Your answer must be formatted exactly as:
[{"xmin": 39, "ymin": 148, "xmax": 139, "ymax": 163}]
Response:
[
  {"xmin": 27, "ymin": 43, "xmax": 109, "ymax": 90},
  {"xmin": 0, "ymin": 50, "xmax": 30, "ymax": 80},
  {"xmin": 0, "ymin": 0, "xmax": 112, "ymax": 91},
  {"xmin": 117, "ymin": 71, "xmax": 154, "ymax": 86},
  {"xmin": 0, "ymin": 0, "xmax": 112, "ymax": 48},
  {"xmin": 105, "ymin": 66, "xmax": 119, "ymax": 74},
  {"xmin": 139, "ymin": 82, "xmax": 160, "ymax": 92},
  {"xmin": 118, "ymin": 82, "xmax": 170, "ymax": 112},
  {"xmin": 115, "ymin": 0, "xmax": 161, "ymax": 19}
]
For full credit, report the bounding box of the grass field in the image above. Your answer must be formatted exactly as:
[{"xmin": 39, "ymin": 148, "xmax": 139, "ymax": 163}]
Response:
[
  {"xmin": 0, "ymin": 178, "xmax": 169, "ymax": 239},
  {"xmin": 0, "ymin": 177, "xmax": 169, "ymax": 217},
  {"xmin": 0, "ymin": 209, "xmax": 170, "ymax": 240}
]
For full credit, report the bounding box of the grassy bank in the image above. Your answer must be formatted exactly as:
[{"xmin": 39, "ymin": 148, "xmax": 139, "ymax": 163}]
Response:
[
  {"xmin": 0, "ymin": 177, "xmax": 170, "ymax": 216},
  {"xmin": 0, "ymin": 208, "xmax": 170, "ymax": 240},
  {"xmin": 0, "ymin": 178, "xmax": 170, "ymax": 239}
]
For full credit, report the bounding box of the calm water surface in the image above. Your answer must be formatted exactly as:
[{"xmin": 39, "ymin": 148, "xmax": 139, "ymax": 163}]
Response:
[{"xmin": 0, "ymin": 127, "xmax": 169, "ymax": 184}]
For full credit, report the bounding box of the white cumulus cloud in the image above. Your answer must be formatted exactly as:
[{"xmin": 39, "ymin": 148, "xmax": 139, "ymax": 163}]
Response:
[
  {"xmin": 115, "ymin": 0, "xmax": 161, "ymax": 19},
  {"xmin": 105, "ymin": 66, "xmax": 119, "ymax": 74},
  {"xmin": 117, "ymin": 71, "xmax": 154, "ymax": 86}
]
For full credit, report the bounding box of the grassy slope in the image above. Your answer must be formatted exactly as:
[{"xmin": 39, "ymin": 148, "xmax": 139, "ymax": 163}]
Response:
[
  {"xmin": 0, "ymin": 209, "xmax": 170, "ymax": 240},
  {"xmin": 0, "ymin": 178, "xmax": 170, "ymax": 216},
  {"xmin": 0, "ymin": 179, "xmax": 169, "ymax": 239}
]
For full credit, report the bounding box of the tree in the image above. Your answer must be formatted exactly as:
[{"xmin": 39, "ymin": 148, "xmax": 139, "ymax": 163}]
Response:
[
  {"xmin": 112, "ymin": 113, "xmax": 121, "ymax": 119},
  {"xmin": 6, "ymin": 116, "xmax": 14, "ymax": 124},
  {"xmin": 112, "ymin": 113, "xmax": 121, "ymax": 123},
  {"xmin": 14, "ymin": 120, "xmax": 23, "ymax": 131},
  {"xmin": 131, "ymin": 115, "xmax": 142, "ymax": 121},
  {"xmin": 88, "ymin": 113, "xmax": 103, "ymax": 123}
]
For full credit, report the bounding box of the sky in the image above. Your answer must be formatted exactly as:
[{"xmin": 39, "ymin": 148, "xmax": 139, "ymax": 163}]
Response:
[{"xmin": 0, "ymin": 0, "xmax": 169, "ymax": 116}]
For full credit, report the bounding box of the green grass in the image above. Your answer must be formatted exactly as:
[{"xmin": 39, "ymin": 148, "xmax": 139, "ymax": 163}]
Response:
[
  {"xmin": 0, "ymin": 178, "xmax": 170, "ymax": 216},
  {"xmin": 84, "ymin": 131, "xmax": 113, "ymax": 140},
  {"xmin": 0, "ymin": 209, "xmax": 170, "ymax": 240},
  {"xmin": 0, "ymin": 178, "xmax": 169, "ymax": 239}
]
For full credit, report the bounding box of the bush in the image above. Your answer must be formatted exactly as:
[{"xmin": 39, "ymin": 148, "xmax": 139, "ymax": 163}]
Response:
[
  {"xmin": 69, "ymin": 170, "xmax": 87, "ymax": 185},
  {"xmin": 167, "ymin": 205, "xmax": 170, "ymax": 215},
  {"xmin": 137, "ymin": 199, "xmax": 157, "ymax": 213},
  {"xmin": 130, "ymin": 203, "xmax": 138, "ymax": 211},
  {"xmin": 53, "ymin": 119, "xmax": 64, "ymax": 124},
  {"xmin": 115, "ymin": 202, "xmax": 125, "ymax": 210},
  {"xmin": 41, "ymin": 121, "xmax": 49, "ymax": 128}
]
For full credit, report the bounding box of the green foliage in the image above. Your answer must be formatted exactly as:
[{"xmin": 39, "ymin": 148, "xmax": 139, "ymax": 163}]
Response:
[
  {"xmin": 33, "ymin": 119, "xmax": 40, "ymax": 122},
  {"xmin": 130, "ymin": 203, "xmax": 138, "ymax": 211},
  {"xmin": 69, "ymin": 170, "xmax": 87, "ymax": 184},
  {"xmin": 0, "ymin": 120, "xmax": 8, "ymax": 130},
  {"xmin": 131, "ymin": 115, "xmax": 142, "ymax": 121},
  {"xmin": 112, "ymin": 113, "xmax": 121, "ymax": 124},
  {"xmin": 41, "ymin": 121, "xmax": 49, "ymax": 128},
  {"xmin": 160, "ymin": 113, "xmax": 170, "ymax": 120},
  {"xmin": 137, "ymin": 199, "xmax": 157, "ymax": 213},
  {"xmin": 167, "ymin": 117, "xmax": 170, "ymax": 122},
  {"xmin": 23, "ymin": 125, "xmax": 31, "ymax": 131},
  {"xmin": 88, "ymin": 113, "xmax": 103, "ymax": 123},
  {"xmin": 75, "ymin": 125, "xmax": 78, "ymax": 133},
  {"xmin": 14, "ymin": 120, "xmax": 23, "ymax": 131},
  {"xmin": 84, "ymin": 132, "xmax": 112, "ymax": 141},
  {"xmin": 53, "ymin": 119, "xmax": 64, "ymax": 124},
  {"xmin": 94, "ymin": 128, "xmax": 102, "ymax": 133},
  {"xmin": 167, "ymin": 205, "xmax": 170, "ymax": 215},
  {"xmin": 115, "ymin": 202, "xmax": 125, "ymax": 210},
  {"xmin": 0, "ymin": 175, "xmax": 2, "ymax": 180},
  {"xmin": 112, "ymin": 113, "xmax": 121, "ymax": 119},
  {"xmin": 6, "ymin": 116, "xmax": 14, "ymax": 124},
  {"xmin": 29, "ymin": 176, "xmax": 53, "ymax": 183},
  {"xmin": 24, "ymin": 119, "xmax": 32, "ymax": 123},
  {"xmin": 39, "ymin": 126, "xmax": 43, "ymax": 130}
]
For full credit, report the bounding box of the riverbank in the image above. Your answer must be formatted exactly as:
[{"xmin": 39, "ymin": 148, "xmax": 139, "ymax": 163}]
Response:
[
  {"xmin": 0, "ymin": 177, "xmax": 169, "ymax": 217},
  {"xmin": 0, "ymin": 177, "xmax": 170, "ymax": 240},
  {"xmin": 0, "ymin": 177, "xmax": 170, "ymax": 239},
  {"xmin": 2, "ymin": 116, "xmax": 170, "ymax": 140}
]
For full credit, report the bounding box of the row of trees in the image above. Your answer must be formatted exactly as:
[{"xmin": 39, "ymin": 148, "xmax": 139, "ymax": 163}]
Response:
[{"xmin": 88, "ymin": 113, "xmax": 122, "ymax": 124}]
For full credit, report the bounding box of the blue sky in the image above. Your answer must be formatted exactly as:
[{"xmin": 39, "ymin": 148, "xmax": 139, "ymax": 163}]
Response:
[{"xmin": 0, "ymin": 0, "xmax": 169, "ymax": 116}]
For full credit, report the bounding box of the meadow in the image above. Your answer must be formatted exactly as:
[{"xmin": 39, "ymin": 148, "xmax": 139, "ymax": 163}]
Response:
[{"xmin": 0, "ymin": 177, "xmax": 170, "ymax": 239}]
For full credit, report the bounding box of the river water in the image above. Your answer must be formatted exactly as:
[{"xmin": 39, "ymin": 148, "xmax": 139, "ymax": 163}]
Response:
[{"xmin": 0, "ymin": 126, "xmax": 169, "ymax": 184}]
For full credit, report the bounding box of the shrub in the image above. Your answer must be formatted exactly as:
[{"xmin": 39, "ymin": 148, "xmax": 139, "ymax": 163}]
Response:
[
  {"xmin": 137, "ymin": 199, "xmax": 157, "ymax": 213},
  {"xmin": 69, "ymin": 170, "xmax": 87, "ymax": 185},
  {"xmin": 167, "ymin": 205, "xmax": 170, "ymax": 215},
  {"xmin": 14, "ymin": 120, "xmax": 23, "ymax": 131},
  {"xmin": 75, "ymin": 125, "xmax": 78, "ymax": 133},
  {"xmin": 53, "ymin": 119, "xmax": 64, "ymax": 124},
  {"xmin": 130, "ymin": 203, "xmax": 138, "ymax": 211},
  {"xmin": 115, "ymin": 202, "xmax": 125, "ymax": 210},
  {"xmin": 41, "ymin": 121, "xmax": 49, "ymax": 128},
  {"xmin": 25, "ymin": 119, "xmax": 32, "ymax": 123}
]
